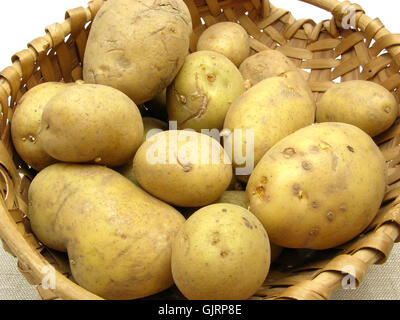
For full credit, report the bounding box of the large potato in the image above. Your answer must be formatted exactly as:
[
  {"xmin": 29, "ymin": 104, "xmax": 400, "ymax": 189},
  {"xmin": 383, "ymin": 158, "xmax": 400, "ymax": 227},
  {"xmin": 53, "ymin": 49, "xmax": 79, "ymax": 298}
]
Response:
[
  {"xmin": 83, "ymin": 0, "xmax": 192, "ymax": 105},
  {"xmin": 167, "ymin": 51, "xmax": 245, "ymax": 131},
  {"xmin": 197, "ymin": 22, "xmax": 250, "ymax": 67},
  {"xmin": 38, "ymin": 83, "xmax": 144, "ymax": 167},
  {"xmin": 171, "ymin": 203, "xmax": 270, "ymax": 300},
  {"xmin": 247, "ymin": 123, "xmax": 387, "ymax": 250},
  {"xmin": 223, "ymin": 76, "xmax": 316, "ymax": 179},
  {"xmin": 28, "ymin": 163, "xmax": 185, "ymax": 300},
  {"xmin": 239, "ymin": 50, "xmax": 298, "ymax": 87},
  {"xmin": 316, "ymin": 80, "xmax": 398, "ymax": 137},
  {"xmin": 133, "ymin": 130, "xmax": 232, "ymax": 207},
  {"xmin": 11, "ymin": 82, "xmax": 69, "ymax": 171}
]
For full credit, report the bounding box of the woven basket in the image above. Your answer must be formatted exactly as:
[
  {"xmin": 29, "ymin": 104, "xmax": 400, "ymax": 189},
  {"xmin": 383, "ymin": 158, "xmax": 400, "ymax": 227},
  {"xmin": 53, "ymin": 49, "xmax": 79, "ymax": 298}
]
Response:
[{"xmin": 0, "ymin": 0, "xmax": 400, "ymax": 301}]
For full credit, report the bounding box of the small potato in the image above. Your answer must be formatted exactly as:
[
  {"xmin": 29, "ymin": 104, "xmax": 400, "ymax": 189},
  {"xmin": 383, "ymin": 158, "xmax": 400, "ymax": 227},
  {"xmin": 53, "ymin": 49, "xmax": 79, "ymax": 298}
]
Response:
[
  {"xmin": 171, "ymin": 203, "xmax": 270, "ymax": 300},
  {"xmin": 239, "ymin": 50, "xmax": 298, "ymax": 87},
  {"xmin": 316, "ymin": 80, "xmax": 399, "ymax": 137},
  {"xmin": 247, "ymin": 123, "xmax": 387, "ymax": 250},
  {"xmin": 28, "ymin": 163, "xmax": 185, "ymax": 300},
  {"xmin": 223, "ymin": 76, "xmax": 316, "ymax": 178},
  {"xmin": 38, "ymin": 83, "xmax": 144, "ymax": 167},
  {"xmin": 216, "ymin": 191, "xmax": 283, "ymax": 262},
  {"xmin": 167, "ymin": 51, "xmax": 245, "ymax": 131},
  {"xmin": 11, "ymin": 82, "xmax": 69, "ymax": 171},
  {"xmin": 83, "ymin": 0, "xmax": 192, "ymax": 105},
  {"xmin": 133, "ymin": 130, "xmax": 232, "ymax": 207},
  {"xmin": 197, "ymin": 22, "xmax": 250, "ymax": 67}
]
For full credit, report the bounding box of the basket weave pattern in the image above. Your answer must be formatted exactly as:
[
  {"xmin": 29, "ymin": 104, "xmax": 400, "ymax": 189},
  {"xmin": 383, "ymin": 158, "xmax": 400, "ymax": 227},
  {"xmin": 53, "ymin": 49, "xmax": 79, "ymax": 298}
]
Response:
[{"xmin": 0, "ymin": 0, "xmax": 399, "ymax": 300}]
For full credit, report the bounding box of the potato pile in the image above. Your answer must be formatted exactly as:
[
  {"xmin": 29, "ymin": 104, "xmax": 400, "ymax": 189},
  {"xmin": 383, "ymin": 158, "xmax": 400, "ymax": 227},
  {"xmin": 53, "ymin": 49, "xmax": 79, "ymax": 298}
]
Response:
[{"xmin": 10, "ymin": 0, "xmax": 395, "ymax": 300}]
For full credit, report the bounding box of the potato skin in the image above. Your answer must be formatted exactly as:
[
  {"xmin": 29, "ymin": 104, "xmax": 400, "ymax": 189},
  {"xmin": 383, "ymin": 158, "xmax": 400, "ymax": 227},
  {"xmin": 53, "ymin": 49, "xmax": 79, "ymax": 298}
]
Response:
[
  {"xmin": 28, "ymin": 163, "xmax": 185, "ymax": 300},
  {"xmin": 133, "ymin": 130, "xmax": 232, "ymax": 207},
  {"xmin": 197, "ymin": 22, "xmax": 250, "ymax": 67},
  {"xmin": 167, "ymin": 51, "xmax": 245, "ymax": 131},
  {"xmin": 216, "ymin": 191, "xmax": 283, "ymax": 262},
  {"xmin": 11, "ymin": 82, "xmax": 68, "ymax": 171},
  {"xmin": 316, "ymin": 80, "xmax": 398, "ymax": 137},
  {"xmin": 171, "ymin": 203, "xmax": 270, "ymax": 300},
  {"xmin": 223, "ymin": 76, "xmax": 316, "ymax": 177},
  {"xmin": 38, "ymin": 84, "xmax": 144, "ymax": 167},
  {"xmin": 247, "ymin": 123, "xmax": 387, "ymax": 250},
  {"xmin": 239, "ymin": 50, "xmax": 298, "ymax": 86},
  {"xmin": 83, "ymin": 0, "xmax": 192, "ymax": 105}
]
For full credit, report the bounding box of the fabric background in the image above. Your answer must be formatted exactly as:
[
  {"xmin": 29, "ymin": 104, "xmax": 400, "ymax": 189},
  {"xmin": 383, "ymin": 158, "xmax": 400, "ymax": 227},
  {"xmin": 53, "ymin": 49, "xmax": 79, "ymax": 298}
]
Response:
[{"xmin": 0, "ymin": 244, "xmax": 399, "ymax": 300}]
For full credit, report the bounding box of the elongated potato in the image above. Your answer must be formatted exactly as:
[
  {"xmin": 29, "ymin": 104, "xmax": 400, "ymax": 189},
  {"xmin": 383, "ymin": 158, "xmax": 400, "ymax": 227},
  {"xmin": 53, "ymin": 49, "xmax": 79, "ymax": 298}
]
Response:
[
  {"xmin": 133, "ymin": 130, "xmax": 232, "ymax": 207},
  {"xmin": 11, "ymin": 82, "xmax": 69, "ymax": 171},
  {"xmin": 316, "ymin": 80, "xmax": 399, "ymax": 137},
  {"xmin": 28, "ymin": 163, "xmax": 185, "ymax": 300},
  {"xmin": 223, "ymin": 76, "xmax": 316, "ymax": 179},
  {"xmin": 38, "ymin": 83, "xmax": 144, "ymax": 167},
  {"xmin": 247, "ymin": 123, "xmax": 387, "ymax": 250},
  {"xmin": 83, "ymin": 0, "xmax": 192, "ymax": 105}
]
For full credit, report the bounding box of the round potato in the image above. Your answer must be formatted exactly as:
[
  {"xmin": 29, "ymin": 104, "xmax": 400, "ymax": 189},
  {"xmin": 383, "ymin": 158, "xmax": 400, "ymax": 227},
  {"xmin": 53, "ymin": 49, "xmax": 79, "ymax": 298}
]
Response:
[
  {"xmin": 11, "ymin": 82, "xmax": 69, "ymax": 171},
  {"xmin": 28, "ymin": 163, "xmax": 185, "ymax": 300},
  {"xmin": 38, "ymin": 83, "xmax": 144, "ymax": 167},
  {"xmin": 83, "ymin": 0, "xmax": 192, "ymax": 105},
  {"xmin": 316, "ymin": 80, "xmax": 399, "ymax": 137},
  {"xmin": 223, "ymin": 76, "xmax": 316, "ymax": 179},
  {"xmin": 171, "ymin": 203, "xmax": 270, "ymax": 300},
  {"xmin": 239, "ymin": 50, "xmax": 298, "ymax": 87},
  {"xmin": 133, "ymin": 130, "xmax": 232, "ymax": 207},
  {"xmin": 197, "ymin": 22, "xmax": 250, "ymax": 67},
  {"xmin": 216, "ymin": 191, "xmax": 283, "ymax": 262},
  {"xmin": 247, "ymin": 123, "xmax": 387, "ymax": 250},
  {"xmin": 167, "ymin": 51, "xmax": 245, "ymax": 131}
]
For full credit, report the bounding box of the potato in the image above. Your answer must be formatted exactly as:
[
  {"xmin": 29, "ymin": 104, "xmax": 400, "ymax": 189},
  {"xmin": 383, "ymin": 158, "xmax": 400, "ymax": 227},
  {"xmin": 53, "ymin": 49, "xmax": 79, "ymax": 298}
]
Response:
[
  {"xmin": 38, "ymin": 83, "xmax": 144, "ymax": 167},
  {"xmin": 83, "ymin": 0, "xmax": 192, "ymax": 105},
  {"xmin": 197, "ymin": 22, "xmax": 250, "ymax": 67},
  {"xmin": 316, "ymin": 80, "xmax": 399, "ymax": 137},
  {"xmin": 247, "ymin": 123, "xmax": 387, "ymax": 250},
  {"xmin": 167, "ymin": 51, "xmax": 245, "ymax": 131},
  {"xmin": 239, "ymin": 50, "xmax": 298, "ymax": 87},
  {"xmin": 133, "ymin": 130, "xmax": 232, "ymax": 207},
  {"xmin": 216, "ymin": 191, "xmax": 283, "ymax": 262},
  {"xmin": 171, "ymin": 203, "xmax": 270, "ymax": 300},
  {"xmin": 223, "ymin": 76, "xmax": 316, "ymax": 179},
  {"xmin": 28, "ymin": 163, "xmax": 185, "ymax": 300},
  {"xmin": 11, "ymin": 82, "xmax": 69, "ymax": 171},
  {"xmin": 114, "ymin": 117, "xmax": 168, "ymax": 185}
]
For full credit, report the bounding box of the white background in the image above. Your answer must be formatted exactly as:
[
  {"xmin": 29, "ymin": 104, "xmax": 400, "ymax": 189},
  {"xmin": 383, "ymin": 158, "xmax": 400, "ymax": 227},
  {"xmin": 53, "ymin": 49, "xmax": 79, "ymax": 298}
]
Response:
[{"xmin": 0, "ymin": 0, "xmax": 399, "ymax": 300}]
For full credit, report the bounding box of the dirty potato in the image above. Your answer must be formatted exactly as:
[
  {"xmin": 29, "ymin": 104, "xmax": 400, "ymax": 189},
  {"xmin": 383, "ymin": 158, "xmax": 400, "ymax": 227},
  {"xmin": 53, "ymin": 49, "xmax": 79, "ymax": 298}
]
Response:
[
  {"xmin": 247, "ymin": 123, "xmax": 387, "ymax": 250},
  {"xmin": 316, "ymin": 80, "xmax": 398, "ymax": 137},
  {"xmin": 171, "ymin": 203, "xmax": 270, "ymax": 300},
  {"xmin": 83, "ymin": 0, "xmax": 192, "ymax": 105},
  {"xmin": 28, "ymin": 163, "xmax": 185, "ymax": 300},
  {"xmin": 38, "ymin": 83, "xmax": 144, "ymax": 167},
  {"xmin": 197, "ymin": 22, "xmax": 250, "ymax": 67},
  {"xmin": 167, "ymin": 51, "xmax": 245, "ymax": 131},
  {"xmin": 133, "ymin": 130, "xmax": 232, "ymax": 207}
]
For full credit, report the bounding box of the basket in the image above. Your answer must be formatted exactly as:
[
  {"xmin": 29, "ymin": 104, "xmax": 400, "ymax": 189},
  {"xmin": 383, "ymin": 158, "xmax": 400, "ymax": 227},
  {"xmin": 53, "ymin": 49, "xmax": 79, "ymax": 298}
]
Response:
[{"xmin": 0, "ymin": 0, "xmax": 400, "ymax": 300}]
